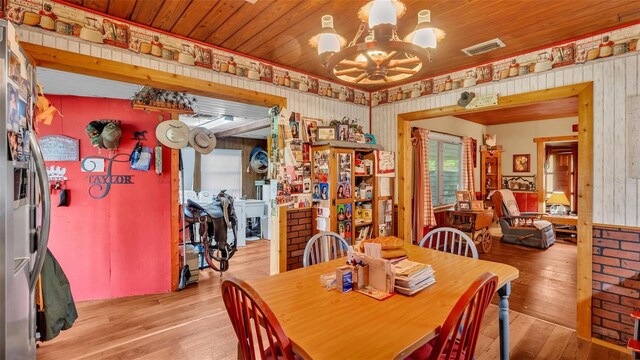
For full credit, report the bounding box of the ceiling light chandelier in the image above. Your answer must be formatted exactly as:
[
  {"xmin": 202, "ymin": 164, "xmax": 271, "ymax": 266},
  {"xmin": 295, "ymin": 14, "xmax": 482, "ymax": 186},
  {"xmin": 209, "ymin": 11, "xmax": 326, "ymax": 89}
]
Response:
[{"xmin": 309, "ymin": 0, "xmax": 445, "ymax": 85}]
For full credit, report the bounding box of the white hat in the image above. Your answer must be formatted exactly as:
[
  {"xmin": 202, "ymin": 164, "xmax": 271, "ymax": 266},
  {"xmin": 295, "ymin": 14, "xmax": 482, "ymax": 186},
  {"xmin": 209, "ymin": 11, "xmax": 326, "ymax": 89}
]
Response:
[
  {"xmin": 189, "ymin": 127, "xmax": 216, "ymax": 154},
  {"xmin": 156, "ymin": 120, "xmax": 189, "ymax": 149}
]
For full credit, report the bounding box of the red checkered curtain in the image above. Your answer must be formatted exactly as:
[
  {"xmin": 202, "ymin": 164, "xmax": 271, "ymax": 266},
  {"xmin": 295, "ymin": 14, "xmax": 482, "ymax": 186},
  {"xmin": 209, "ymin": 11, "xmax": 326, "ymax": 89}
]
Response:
[
  {"xmin": 412, "ymin": 128, "xmax": 437, "ymax": 243},
  {"xmin": 462, "ymin": 137, "xmax": 476, "ymax": 200}
]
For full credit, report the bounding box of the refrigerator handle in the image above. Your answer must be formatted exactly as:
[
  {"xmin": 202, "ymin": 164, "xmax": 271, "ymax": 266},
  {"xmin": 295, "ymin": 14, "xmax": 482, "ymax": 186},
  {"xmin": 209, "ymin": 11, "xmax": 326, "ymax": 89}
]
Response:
[{"xmin": 28, "ymin": 130, "xmax": 51, "ymax": 291}]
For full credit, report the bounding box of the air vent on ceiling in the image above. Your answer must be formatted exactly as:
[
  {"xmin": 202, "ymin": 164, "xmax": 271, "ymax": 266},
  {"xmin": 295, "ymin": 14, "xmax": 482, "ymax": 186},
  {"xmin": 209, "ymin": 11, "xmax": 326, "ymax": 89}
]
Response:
[{"xmin": 461, "ymin": 38, "xmax": 506, "ymax": 56}]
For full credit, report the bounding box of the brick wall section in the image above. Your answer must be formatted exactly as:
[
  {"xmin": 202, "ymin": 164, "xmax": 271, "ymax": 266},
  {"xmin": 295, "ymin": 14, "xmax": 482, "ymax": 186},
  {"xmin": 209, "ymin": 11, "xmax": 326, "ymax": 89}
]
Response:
[
  {"xmin": 592, "ymin": 226, "xmax": 640, "ymax": 346},
  {"xmin": 286, "ymin": 208, "xmax": 313, "ymax": 271}
]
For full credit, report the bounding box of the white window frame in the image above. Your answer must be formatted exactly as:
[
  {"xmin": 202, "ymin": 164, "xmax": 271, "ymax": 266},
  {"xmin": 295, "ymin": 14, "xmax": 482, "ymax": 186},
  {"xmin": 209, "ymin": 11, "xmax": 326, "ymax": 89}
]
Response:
[{"xmin": 428, "ymin": 132, "xmax": 463, "ymax": 207}]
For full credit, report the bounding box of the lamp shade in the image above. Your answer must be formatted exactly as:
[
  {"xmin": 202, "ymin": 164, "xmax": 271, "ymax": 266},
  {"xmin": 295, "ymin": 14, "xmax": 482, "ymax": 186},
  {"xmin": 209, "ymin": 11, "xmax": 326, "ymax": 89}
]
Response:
[
  {"xmin": 309, "ymin": 15, "xmax": 346, "ymax": 56},
  {"xmin": 546, "ymin": 191, "xmax": 570, "ymax": 206},
  {"xmin": 368, "ymin": 0, "xmax": 397, "ymax": 28},
  {"xmin": 404, "ymin": 10, "xmax": 437, "ymax": 49}
]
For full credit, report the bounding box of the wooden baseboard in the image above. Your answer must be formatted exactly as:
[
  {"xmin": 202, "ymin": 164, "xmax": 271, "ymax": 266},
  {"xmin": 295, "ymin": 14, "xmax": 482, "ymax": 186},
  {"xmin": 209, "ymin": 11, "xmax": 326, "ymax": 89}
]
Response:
[{"xmin": 591, "ymin": 337, "xmax": 631, "ymax": 354}]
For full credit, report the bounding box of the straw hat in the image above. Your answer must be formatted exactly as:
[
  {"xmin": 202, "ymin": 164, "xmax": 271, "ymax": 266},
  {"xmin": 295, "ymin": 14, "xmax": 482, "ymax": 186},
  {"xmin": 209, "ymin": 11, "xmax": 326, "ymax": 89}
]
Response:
[
  {"xmin": 189, "ymin": 127, "xmax": 216, "ymax": 154},
  {"xmin": 156, "ymin": 120, "xmax": 189, "ymax": 149}
]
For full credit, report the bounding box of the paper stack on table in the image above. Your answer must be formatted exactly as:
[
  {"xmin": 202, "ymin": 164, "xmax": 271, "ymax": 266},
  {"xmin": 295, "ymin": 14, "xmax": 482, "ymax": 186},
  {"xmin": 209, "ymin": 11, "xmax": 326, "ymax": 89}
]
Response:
[{"xmin": 394, "ymin": 259, "xmax": 436, "ymax": 296}]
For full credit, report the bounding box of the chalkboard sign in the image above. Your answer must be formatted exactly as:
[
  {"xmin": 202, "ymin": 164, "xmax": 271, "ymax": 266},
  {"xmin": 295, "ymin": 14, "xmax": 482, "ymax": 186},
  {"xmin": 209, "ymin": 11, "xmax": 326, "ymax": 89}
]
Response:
[{"xmin": 39, "ymin": 135, "xmax": 80, "ymax": 161}]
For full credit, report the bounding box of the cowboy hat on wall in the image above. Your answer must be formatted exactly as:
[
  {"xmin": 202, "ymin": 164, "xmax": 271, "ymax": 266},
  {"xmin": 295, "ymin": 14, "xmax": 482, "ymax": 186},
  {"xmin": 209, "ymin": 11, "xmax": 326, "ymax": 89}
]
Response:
[
  {"xmin": 189, "ymin": 127, "xmax": 216, "ymax": 154},
  {"xmin": 156, "ymin": 120, "xmax": 190, "ymax": 149}
]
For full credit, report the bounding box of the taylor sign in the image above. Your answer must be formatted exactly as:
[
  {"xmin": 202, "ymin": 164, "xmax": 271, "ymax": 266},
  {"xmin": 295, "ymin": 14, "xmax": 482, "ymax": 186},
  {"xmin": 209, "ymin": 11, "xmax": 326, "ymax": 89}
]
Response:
[{"xmin": 82, "ymin": 153, "xmax": 134, "ymax": 199}]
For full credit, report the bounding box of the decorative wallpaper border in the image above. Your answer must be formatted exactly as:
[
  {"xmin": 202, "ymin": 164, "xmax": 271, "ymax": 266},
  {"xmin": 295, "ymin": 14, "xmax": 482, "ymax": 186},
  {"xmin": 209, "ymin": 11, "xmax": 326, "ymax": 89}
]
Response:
[
  {"xmin": 370, "ymin": 22, "xmax": 640, "ymax": 107},
  {"xmin": 6, "ymin": 0, "xmax": 370, "ymax": 107}
]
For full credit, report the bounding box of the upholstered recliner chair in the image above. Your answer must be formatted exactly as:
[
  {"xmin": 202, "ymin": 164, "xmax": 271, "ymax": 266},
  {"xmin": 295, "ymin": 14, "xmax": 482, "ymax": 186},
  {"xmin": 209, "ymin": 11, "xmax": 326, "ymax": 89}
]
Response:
[{"xmin": 491, "ymin": 189, "xmax": 555, "ymax": 249}]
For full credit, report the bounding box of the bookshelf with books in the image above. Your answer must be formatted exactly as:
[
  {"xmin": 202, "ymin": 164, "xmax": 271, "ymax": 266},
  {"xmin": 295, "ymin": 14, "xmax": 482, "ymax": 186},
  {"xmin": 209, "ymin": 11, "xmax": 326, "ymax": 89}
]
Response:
[{"xmin": 311, "ymin": 142, "xmax": 394, "ymax": 243}]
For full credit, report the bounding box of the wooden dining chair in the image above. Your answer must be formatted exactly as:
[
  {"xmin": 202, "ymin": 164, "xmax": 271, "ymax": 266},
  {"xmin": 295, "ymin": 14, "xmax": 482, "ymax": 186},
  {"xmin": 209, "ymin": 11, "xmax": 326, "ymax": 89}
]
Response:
[
  {"xmin": 302, "ymin": 231, "xmax": 349, "ymax": 267},
  {"xmin": 419, "ymin": 227, "xmax": 479, "ymax": 259},
  {"xmin": 221, "ymin": 277, "xmax": 298, "ymax": 360},
  {"xmin": 408, "ymin": 272, "xmax": 499, "ymax": 360}
]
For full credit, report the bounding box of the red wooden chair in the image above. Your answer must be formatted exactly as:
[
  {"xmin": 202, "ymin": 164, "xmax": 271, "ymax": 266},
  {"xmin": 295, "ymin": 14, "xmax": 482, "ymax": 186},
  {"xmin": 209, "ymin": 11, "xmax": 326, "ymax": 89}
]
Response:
[
  {"xmin": 222, "ymin": 277, "xmax": 299, "ymax": 360},
  {"xmin": 408, "ymin": 272, "xmax": 498, "ymax": 360}
]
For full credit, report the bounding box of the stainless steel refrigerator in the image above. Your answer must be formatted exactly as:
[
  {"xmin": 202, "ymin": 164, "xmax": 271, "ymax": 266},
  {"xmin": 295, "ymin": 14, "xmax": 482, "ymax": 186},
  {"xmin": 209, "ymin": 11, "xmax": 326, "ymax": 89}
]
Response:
[{"xmin": 1, "ymin": 20, "xmax": 51, "ymax": 359}]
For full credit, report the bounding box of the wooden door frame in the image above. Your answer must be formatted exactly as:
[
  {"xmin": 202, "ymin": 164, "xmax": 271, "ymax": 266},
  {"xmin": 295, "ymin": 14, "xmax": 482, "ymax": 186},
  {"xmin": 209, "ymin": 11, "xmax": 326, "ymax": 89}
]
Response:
[
  {"xmin": 533, "ymin": 135, "xmax": 579, "ymax": 212},
  {"xmin": 24, "ymin": 44, "xmax": 288, "ymax": 290},
  {"xmin": 397, "ymin": 82, "xmax": 593, "ymax": 339}
]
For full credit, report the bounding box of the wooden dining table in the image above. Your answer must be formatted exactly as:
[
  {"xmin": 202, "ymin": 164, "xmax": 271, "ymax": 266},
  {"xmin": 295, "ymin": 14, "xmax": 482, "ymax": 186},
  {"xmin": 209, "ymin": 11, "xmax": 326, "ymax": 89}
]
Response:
[{"xmin": 248, "ymin": 244, "xmax": 519, "ymax": 360}]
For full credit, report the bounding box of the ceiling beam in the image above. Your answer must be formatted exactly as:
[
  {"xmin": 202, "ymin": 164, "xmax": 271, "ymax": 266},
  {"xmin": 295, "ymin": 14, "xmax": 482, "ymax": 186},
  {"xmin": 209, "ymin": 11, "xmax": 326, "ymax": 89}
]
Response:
[
  {"xmin": 214, "ymin": 118, "xmax": 270, "ymax": 138},
  {"xmin": 22, "ymin": 43, "xmax": 287, "ymax": 109}
]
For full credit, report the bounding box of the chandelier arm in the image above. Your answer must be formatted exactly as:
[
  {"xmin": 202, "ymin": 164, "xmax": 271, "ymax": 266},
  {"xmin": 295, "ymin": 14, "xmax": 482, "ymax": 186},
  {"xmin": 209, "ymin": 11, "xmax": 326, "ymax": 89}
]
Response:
[
  {"xmin": 348, "ymin": 22, "xmax": 367, "ymax": 47},
  {"xmin": 387, "ymin": 67, "xmax": 417, "ymax": 75},
  {"xmin": 338, "ymin": 59, "xmax": 368, "ymax": 68},
  {"xmin": 389, "ymin": 57, "xmax": 422, "ymax": 67},
  {"xmin": 380, "ymin": 51, "xmax": 399, "ymax": 66},
  {"xmin": 335, "ymin": 67, "xmax": 364, "ymax": 76},
  {"xmin": 354, "ymin": 73, "xmax": 367, "ymax": 83}
]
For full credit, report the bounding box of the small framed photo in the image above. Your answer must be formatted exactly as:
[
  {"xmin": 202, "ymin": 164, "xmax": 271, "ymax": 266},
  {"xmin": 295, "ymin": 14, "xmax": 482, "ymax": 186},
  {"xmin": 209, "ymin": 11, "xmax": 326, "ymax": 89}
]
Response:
[
  {"xmin": 337, "ymin": 124, "xmax": 349, "ymax": 142},
  {"xmin": 513, "ymin": 154, "xmax": 530, "ymax": 172},
  {"xmin": 317, "ymin": 126, "xmax": 336, "ymax": 141},
  {"xmin": 302, "ymin": 117, "xmax": 323, "ymax": 143},
  {"xmin": 470, "ymin": 200, "xmax": 484, "ymax": 211},
  {"xmin": 458, "ymin": 201, "xmax": 471, "ymax": 211},
  {"xmin": 364, "ymin": 134, "xmax": 377, "ymax": 144},
  {"xmin": 456, "ymin": 190, "xmax": 472, "ymax": 202}
]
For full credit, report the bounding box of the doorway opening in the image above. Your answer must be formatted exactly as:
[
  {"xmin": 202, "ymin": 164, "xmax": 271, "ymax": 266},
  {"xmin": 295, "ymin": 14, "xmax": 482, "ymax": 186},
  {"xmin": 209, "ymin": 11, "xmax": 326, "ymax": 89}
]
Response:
[
  {"xmin": 36, "ymin": 67, "xmax": 275, "ymax": 301},
  {"xmin": 397, "ymin": 83, "xmax": 594, "ymax": 338}
]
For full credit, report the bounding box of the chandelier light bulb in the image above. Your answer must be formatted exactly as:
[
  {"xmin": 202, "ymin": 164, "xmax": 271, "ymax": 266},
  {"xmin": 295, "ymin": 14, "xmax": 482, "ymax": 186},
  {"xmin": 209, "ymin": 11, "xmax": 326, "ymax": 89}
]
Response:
[{"xmin": 368, "ymin": 0, "xmax": 397, "ymax": 28}]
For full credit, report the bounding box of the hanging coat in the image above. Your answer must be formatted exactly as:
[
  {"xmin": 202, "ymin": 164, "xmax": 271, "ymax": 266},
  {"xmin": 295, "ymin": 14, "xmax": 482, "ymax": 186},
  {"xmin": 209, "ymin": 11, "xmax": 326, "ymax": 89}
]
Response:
[{"xmin": 38, "ymin": 249, "xmax": 78, "ymax": 341}]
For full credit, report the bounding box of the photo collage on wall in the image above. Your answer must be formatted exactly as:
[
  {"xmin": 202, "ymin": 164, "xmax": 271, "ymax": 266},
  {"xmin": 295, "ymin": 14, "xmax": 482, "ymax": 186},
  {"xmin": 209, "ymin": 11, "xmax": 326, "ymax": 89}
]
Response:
[
  {"xmin": 337, "ymin": 203, "xmax": 353, "ymax": 239},
  {"xmin": 337, "ymin": 153, "xmax": 352, "ymax": 239},
  {"xmin": 337, "ymin": 153, "xmax": 352, "ymax": 199},
  {"xmin": 276, "ymin": 111, "xmax": 312, "ymax": 208},
  {"xmin": 312, "ymin": 149, "xmax": 330, "ymax": 228}
]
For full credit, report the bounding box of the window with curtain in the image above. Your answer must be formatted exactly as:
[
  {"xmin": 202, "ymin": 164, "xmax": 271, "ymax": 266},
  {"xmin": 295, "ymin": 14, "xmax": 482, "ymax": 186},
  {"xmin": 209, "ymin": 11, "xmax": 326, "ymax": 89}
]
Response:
[
  {"xmin": 201, "ymin": 149, "xmax": 243, "ymax": 199},
  {"xmin": 428, "ymin": 134, "xmax": 462, "ymax": 206}
]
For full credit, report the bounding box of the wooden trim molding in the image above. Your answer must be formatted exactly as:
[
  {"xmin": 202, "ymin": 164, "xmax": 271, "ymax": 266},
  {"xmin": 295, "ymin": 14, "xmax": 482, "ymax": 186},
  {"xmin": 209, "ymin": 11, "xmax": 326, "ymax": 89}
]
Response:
[
  {"xmin": 533, "ymin": 135, "xmax": 579, "ymax": 211},
  {"xmin": 397, "ymin": 82, "xmax": 594, "ymax": 339},
  {"xmin": 533, "ymin": 135, "xmax": 579, "ymax": 143},
  {"xmin": 593, "ymin": 223, "xmax": 640, "ymax": 231},
  {"xmin": 21, "ymin": 43, "xmax": 287, "ymax": 109}
]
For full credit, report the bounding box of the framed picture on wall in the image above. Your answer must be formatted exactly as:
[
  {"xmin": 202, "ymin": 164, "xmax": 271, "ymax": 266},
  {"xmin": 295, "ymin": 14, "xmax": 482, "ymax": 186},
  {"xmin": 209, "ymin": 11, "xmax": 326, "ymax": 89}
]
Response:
[
  {"xmin": 513, "ymin": 154, "xmax": 530, "ymax": 172},
  {"xmin": 317, "ymin": 126, "xmax": 336, "ymax": 141}
]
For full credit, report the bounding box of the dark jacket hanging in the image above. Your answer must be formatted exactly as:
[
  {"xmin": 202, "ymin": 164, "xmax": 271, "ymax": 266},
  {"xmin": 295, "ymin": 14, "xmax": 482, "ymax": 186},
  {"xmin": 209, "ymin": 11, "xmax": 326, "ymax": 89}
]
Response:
[{"xmin": 38, "ymin": 249, "xmax": 78, "ymax": 341}]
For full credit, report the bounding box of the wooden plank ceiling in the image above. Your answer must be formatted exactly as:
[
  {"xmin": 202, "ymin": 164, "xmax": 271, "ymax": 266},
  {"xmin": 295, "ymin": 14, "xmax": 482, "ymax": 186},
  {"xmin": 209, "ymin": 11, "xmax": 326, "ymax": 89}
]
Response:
[
  {"xmin": 64, "ymin": 0, "xmax": 640, "ymax": 90},
  {"xmin": 456, "ymin": 97, "xmax": 579, "ymax": 125}
]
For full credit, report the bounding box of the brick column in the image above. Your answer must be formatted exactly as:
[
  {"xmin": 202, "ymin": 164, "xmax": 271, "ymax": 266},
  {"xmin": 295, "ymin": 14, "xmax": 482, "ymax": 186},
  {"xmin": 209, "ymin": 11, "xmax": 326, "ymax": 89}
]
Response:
[
  {"xmin": 592, "ymin": 226, "xmax": 640, "ymax": 346},
  {"xmin": 286, "ymin": 208, "xmax": 313, "ymax": 271}
]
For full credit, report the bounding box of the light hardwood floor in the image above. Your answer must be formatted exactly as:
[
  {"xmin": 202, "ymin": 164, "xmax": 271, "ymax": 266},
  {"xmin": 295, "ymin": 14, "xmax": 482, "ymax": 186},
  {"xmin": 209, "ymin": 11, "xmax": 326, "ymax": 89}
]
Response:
[
  {"xmin": 37, "ymin": 240, "xmax": 624, "ymax": 360},
  {"xmin": 479, "ymin": 237, "xmax": 578, "ymax": 330}
]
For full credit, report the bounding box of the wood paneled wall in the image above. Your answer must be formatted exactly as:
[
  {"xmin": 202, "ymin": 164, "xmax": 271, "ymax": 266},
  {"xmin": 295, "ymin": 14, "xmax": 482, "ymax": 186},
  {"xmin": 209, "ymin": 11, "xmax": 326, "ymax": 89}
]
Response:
[
  {"xmin": 372, "ymin": 52, "xmax": 640, "ymax": 228},
  {"xmin": 214, "ymin": 137, "xmax": 267, "ymax": 199},
  {"xmin": 17, "ymin": 27, "xmax": 370, "ymax": 132}
]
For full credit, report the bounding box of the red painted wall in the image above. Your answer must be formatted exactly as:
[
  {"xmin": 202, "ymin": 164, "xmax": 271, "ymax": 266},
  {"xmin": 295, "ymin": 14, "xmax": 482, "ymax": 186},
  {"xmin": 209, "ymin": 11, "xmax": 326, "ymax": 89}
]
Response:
[{"xmin": 39, "ymin": 95, "xmax": 172, "ymax": 301}]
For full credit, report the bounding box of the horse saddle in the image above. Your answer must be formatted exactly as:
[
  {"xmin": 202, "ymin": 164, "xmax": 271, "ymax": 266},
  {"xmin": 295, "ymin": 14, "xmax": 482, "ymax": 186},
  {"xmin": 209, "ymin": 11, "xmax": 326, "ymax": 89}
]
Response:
[{"xmin": 186, "ymin": 199, "xmax": 224, "ymax": 219}]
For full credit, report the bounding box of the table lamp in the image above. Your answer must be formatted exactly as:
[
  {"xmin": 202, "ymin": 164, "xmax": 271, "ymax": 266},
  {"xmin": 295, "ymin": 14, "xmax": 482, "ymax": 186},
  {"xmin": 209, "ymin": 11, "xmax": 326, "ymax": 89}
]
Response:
[{"xmin": 547, "ymin": 191, "xmax": 570, "ymax": 215}]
